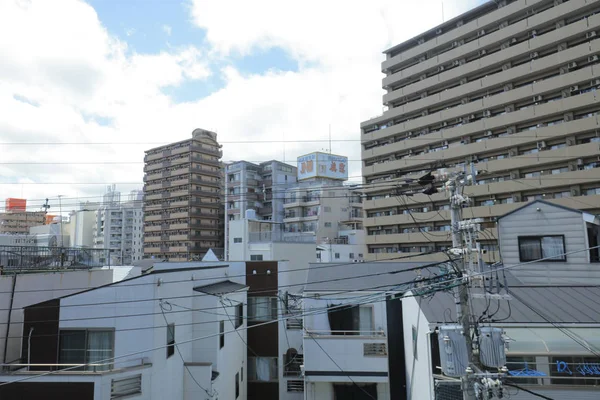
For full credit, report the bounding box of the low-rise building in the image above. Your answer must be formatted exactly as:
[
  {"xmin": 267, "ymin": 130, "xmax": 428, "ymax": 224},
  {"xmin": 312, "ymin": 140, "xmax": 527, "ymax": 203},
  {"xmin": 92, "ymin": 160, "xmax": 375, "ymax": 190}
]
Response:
[
  {"xmin": 0, "ymin": 211, "xmax": 45, "ymax": 235},
  {"xmin": 0, "ymin": 264, "xmax": 247, "ymax": 400}
]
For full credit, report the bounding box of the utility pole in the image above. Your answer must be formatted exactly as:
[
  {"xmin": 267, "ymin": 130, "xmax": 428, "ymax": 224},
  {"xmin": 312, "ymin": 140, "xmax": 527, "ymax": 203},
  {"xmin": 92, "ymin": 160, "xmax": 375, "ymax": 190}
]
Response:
[{"xmin": 447, "ymin": 173, "xmax": 477, "ymax": 400}]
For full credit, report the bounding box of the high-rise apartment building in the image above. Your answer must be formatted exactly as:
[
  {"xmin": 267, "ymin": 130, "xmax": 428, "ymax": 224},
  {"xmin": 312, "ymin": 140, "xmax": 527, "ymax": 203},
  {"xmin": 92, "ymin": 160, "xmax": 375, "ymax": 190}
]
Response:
[
  {"xmin": 361, "ymin": 0, "xmax": 600, "ymax": 261},
  {"xmin": 226, "ymin": 160, "xmax": 297, "ymax": 222},
  {"xmin": 143, "ymin": 128, "xmax": 223, "ymax": 261},
  {"xmin": 93, "ymin": 186, "xmax": 144, "ymax": 265}
]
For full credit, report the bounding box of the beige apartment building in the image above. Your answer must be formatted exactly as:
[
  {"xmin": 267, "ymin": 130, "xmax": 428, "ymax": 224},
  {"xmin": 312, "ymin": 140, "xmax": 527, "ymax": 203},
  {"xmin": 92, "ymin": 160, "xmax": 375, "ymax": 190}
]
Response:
[
  {"xmin": 361, "ymin": 0, "xmax": 600, "ymax": 261},
  {"xmin": 0, "ymin": 211, "xmax": 45, "ymax": 235},
  {"xmin": 143, "ymin": 128, "xmax": 223, "ymax": 261}
]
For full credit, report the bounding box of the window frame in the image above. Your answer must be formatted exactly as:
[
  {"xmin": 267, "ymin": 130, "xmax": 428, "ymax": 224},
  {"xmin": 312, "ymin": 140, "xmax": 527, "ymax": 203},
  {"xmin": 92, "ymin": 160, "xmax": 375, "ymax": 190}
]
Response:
[
  {"xmin": 166, "ymin": 324, "xmax": 175, "ymax": 358},
  {"xmin": 518, "ymin": 235, "xmax": 567, "ymax": 262},
  {"xmin": 250, "ymin": 254, "xmax": 263, "ymax": 261},
  {"xmin": 235, "ymin": 372, "xmax": 240, "ymax": 398},
  {"xmin": 219, "ymin": 320, "xmax": 225, "ymax": 349},
  {"xmin": 58, "ymin": 328, "xmax": 115, "ymax": 371},
  {"xmin": 235, "ymin": 303, "xmax": 243, "ymax": 329},
  {"xmin": 247, "ymin": 297, "xmax": 278, "ymax": 322}
]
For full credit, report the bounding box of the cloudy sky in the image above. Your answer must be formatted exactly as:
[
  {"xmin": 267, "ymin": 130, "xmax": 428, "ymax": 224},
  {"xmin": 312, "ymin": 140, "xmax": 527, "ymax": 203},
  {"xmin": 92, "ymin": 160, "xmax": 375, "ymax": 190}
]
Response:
[{"xmin": 0, "ymin": 0, "xmax": 482, "ymax": 212}]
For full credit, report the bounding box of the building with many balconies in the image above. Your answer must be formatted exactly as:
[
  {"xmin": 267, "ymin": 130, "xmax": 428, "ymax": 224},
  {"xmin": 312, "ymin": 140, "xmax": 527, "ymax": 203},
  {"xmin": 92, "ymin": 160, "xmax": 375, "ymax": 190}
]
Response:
[
  {"xmin": 361, "ymin": 0, "xmax": 600, "ymax": 262},
  {"xmin": 143, "ymin": 129, "xmax": 224, "ymax": 261}
]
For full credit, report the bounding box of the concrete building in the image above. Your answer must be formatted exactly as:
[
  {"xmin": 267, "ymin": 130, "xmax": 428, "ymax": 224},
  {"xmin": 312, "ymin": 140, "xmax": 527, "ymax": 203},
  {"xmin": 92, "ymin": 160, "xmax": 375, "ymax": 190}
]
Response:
[
  {"xmin": 283, "ymin": 152, "xmax": 363, "ymax": 244},
  {"xmin": 0, "ymin": 264, "xmax": 245, "ymax": 400},
  {"xmin": 0, "ymin": 210, "xmax": 45, "ymax": 235},
  {"xmin": 93, "ymin": 186, "xmax": 143, "ymax": 265},
  {"xmin": 143, "ymin": 128, "xmax": 224, "ymax": 261},
  {"xmin": 66, "ymin": 209, "xmax": 96, "ymax": 248},
  {"xmin": 226, "ymin": 160, "xmax": 297, "ymax": 222},
  {"xmin": 0, "ymin": 266, "xmax": 140, "ymax": 365},
  {"xmin": 361, "ymin": 0, "xmax": 600, "ymax": 261}
]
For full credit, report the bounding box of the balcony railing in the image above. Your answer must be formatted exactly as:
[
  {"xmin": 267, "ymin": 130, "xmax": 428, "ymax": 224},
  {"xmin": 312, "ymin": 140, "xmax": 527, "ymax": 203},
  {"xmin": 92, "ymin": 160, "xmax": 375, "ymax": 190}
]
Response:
[{"xmin": 248, "ymin": 231, "xmax": 315, "ymax": 243}]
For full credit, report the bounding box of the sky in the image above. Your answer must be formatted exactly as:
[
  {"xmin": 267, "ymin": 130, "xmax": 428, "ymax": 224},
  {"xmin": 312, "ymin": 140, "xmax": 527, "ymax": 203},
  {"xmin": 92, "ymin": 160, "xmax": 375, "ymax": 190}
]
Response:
[{"xmin": 0, "ymin": 0, "xmax": 483, "ymax": 213}]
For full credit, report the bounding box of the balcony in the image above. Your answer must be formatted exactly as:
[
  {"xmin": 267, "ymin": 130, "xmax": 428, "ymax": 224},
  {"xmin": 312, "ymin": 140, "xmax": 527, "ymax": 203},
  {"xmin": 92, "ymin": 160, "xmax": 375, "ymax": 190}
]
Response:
[
  {"xmin": 190, "ymin": 143, "xmax": 222, "ymax": 157},
  {"xmin": 303, "ymin": 331, "xmax": 388, "ymax": 381}
]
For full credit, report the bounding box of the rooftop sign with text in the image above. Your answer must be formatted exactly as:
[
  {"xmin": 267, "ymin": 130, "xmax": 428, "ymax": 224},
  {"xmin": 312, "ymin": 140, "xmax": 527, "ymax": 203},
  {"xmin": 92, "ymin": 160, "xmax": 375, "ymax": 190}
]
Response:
[{"xmin": 297, "ymin": 152, "xmax": 348, "ymax": 181}]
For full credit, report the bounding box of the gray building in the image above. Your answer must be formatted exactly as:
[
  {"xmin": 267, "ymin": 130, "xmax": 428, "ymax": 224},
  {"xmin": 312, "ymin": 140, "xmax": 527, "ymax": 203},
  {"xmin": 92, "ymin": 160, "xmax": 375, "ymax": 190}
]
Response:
[
  {"xmin": 360, "ymin": 0, "xmax": 600, "ymax": 261},
  {"xmin": 226, "ymin": 160, "xmax": 297, "ymax": 222},
  {"xmin": 93, "ymin": 186, "xmax": 144, "ymax": 265},
  {"xmin": 497, "ymin": 199, "xmax": 600, "ymax": 284}
]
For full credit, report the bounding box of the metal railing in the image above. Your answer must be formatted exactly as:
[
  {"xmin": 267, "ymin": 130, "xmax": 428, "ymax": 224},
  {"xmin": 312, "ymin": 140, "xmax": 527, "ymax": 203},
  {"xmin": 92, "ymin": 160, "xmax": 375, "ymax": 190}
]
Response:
[
  {"xmin": 0, "ymin": 245, "xmax": 111, "ymax": 272},
  {"xmin": 305, "ymin": 330, "xmax": 386, "ymax": 337}
]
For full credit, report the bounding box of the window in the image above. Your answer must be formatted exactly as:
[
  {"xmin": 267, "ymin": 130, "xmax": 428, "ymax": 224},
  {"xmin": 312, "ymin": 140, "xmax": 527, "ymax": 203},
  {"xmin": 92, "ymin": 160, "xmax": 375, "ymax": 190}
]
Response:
[
  {"xmin": 220, "ymin": 320, "xmax": 225, "ymax": 348},
  {"xmin": 518, "ymin": 236, "xmax": 566, "ymax": 262},
  {"xmin": 59, "ymin": 329, "xmax": 114, "ymax": 371},
  {"xmin": 241, "ymin": 366, "xmax": 243, "ymax": 382},
  {"xmin": 327, "ymin": 305, "xmax": 374, "ymax": 335},
  {"xmin": 324, "ymin": 222, "xmax": 332, "ymax": 227},
  {"xmin": 235, "ymin": 372, "xmax": 240, "ymax": 398},
  {"xmin": 248, "ymin": 357, "xmax": 278, "ymax": 381},
  {"xmin": 235, "ymin": 303, "xmax": 243, "ymax": 329},
  {"xmin": 250, "ymin": 254, "xmax": 263, "ymax": 261},
  {"xmin": 335, "ymin": 253, "xmax": 340, "ymax": 259},
  {"xmin": 324, "ymin": 206, "xmax": 332, "ymax": 212},
  {"xmin": 233, "ymin": 237, "xmax": 242, "ymax": 243},
  {"xmin": 167, "ymin": 324, "xmax": 175, "ymax": 358},
  {"xmin": 349, "ymin": 253, "xmax": 355, "ymax": 259},
  {"xmin": 248, "ymin": 297, "xmax": 278, "ymax": 321}
]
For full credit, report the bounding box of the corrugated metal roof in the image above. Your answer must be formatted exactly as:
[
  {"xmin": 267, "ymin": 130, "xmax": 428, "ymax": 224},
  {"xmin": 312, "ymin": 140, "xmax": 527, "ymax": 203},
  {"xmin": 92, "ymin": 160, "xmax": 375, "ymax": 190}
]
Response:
[
  {"xmin": 304, "ymin": 261, "xmax": 434, "ymax": 292},
  {"xmin": 193, "ymin": 280, "xmax": 247, "ymax": 295},
  {"xmin": 420, "ymin": 285, "xmax": 600, "ymax": 324}
]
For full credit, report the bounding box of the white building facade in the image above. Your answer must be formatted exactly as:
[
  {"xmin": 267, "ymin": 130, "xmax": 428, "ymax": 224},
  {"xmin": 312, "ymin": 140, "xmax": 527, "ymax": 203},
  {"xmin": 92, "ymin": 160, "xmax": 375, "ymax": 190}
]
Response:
[{"xmin": 93, "ymin": 187, "xmax": 144, "ymax": 265}]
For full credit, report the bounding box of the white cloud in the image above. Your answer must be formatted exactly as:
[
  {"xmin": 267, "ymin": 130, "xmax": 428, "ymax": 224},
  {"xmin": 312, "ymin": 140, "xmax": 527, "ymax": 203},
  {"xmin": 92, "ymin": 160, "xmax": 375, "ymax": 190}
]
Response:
[
  {"xmin": 162, "ymin": 24, "xmax": 172, "ymax": 36},
  {"xmin": 125, "ymin": 27, "xmax": 136, "ymax": 37},
  {"xmin": 0, "ymin": 0, "xmax": 481, "ymax": 210}
]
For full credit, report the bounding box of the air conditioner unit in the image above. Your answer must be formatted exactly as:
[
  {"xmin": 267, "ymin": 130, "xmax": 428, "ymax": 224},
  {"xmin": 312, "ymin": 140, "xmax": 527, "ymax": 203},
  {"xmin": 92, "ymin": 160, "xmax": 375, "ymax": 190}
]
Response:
[
  {"xmin": 568, "ymin": 62, "xmax": 577, "ymax": 69},
  {"xmin": 479, "ymin": 49, "xmax": 487, "ymax": 56},
  {"xmin": 453, "ymin": 41, "xmax": 459, "ymax": 48},
  {"xmin": 469, "ymin": 114, "xmax": 476, "ymax": 120},
  {"xmin": 483, "ymin": 110, "xmax": 491, "ymax": 117},
  {"xmin": 443, "ymin": 121, "xmax": 448, "ymax": 127},
  {"xmin": 589, "ymin": 55, "xmax": 599, "ymax": 62},
  {"xmin": 457, "ymin": 117, "xmax": 463, "ymax": 122},
  {"xmin": 533, "ymin": 95, "xmax": 542, "ymax": 102},
  {"xmin": 438, "ymin": 65, "xmax": 445, "ymax": 72},
  {"xmin": 587, "ymin": 31, "xmax": 597, "ymax": 39},
  {"xmin": 511, "ymin": 38, "xmax": 518, "ymax": 44},
  {"xmin": 408, "ymin": 149, "xmax": 413, "ymax": 155},
  {"xmin": 485, "ymin": 130, "xmax": 493, "ymax": 136},
  {"xmin": 530, "ymin": 52, "xmax": 539, "ymax": 59},
  {"xmin": 479, "ymin": 29, "xmax": 486, "ymax": 36},
  {"xmin": 537, "ymin": 141, "xmax": 546, "ymax": 150},
  {"xmin": 570, "ymin": 85, "xmax": 579, "ymax": 92},
  {"xmin": 453, "ymin": 60, "xmax": 460, "ymax": 66}
]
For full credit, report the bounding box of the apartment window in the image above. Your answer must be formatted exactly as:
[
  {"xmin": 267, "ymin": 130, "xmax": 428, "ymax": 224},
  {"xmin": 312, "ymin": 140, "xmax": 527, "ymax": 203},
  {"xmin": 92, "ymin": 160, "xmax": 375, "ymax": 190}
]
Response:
[
  {"xmin": 250, "ymin": 254, "xmax": 263, "ymax": 261},
  {"xmin": 248, "ymin": 297, "xmax": 278, "ymax": 321},
  {"xmin": 166, "ymin": 324, "xmax": 175, "ymax": 358},
  {"xmin": 327, "ymin": 305, "xmax": 374, "ymax": 335},
  {"xmin": 235, "ymin": 372, "xmax": 240, "ymax": 398},
  {"xmin": 324, "ymin": 206, "xmax": 332, "ymax": 212},
  {"xmin": 233, "ymin": 237, "xmax": 242, "ymax": 243},
  {"xmin": 324, "ymin": 222, "xmax": 332, "ymax": 227},
  {"xmin": 235, "ymin": 303, "xmax": 243, "ymax": 329},
  {"xmin": 349, "ymin": 253, "xmax": 355, "ymax": 259},
  {"xmin": 335, "ymin": 253, "xmax": 340, "ymax": 259},
  {"xmin": 518, "ymin": 236, "xmax": 566, "ymax": 262},
  {"xmin": 248, "ymin": 357, "xmax": 278, "ymax": 381},
  {"xmin": 59, "ymin": 329, "xmax": 114, "ymax": 371},
  {"xmin": 220, "ymin": 320, "xmax": 225, "ymax": 348}
]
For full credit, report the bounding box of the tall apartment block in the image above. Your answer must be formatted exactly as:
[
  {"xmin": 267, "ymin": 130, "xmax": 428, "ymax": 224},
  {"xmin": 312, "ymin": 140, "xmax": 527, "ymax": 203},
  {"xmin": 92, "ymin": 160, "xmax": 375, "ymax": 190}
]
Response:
[
  {"xmin": 361, "ymin": 0, "xmax": 600, "ymax": 261},
  {"xmin": 93, "ymin": 186, "xmax": 144, "ymax": 265},
  {"xmin": 226, "ymin": 160, "xmax": 297, "ymax": 222},
  {"xmin": 0, "ymin": 198, "xmax": 45, "ymax": 235},
  {"xmin": 143, "ymin": 128, "xmax": 223, "ymax": 261}
]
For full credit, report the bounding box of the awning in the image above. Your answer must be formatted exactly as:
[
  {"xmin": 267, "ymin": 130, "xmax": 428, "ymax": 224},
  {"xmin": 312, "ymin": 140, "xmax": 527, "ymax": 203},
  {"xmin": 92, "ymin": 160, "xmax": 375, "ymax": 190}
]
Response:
[{"xmin": 505, "ymin": 327, "xmax": 600, "ymax": 355}]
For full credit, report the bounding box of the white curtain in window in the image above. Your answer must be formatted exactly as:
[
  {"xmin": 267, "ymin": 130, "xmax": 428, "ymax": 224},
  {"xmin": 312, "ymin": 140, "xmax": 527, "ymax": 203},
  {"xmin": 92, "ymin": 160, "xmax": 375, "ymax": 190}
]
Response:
[
  {"xmin": 359, "ymin": 306, "xmax": 374, "ymax": 334},
  {"xmin": 256, "ymin": 357, "xmax": 271, "ymax": 381},
  {"xmin": 542, "ymin": 236, "xmax": 564, "ymax": 260},
  {"xmin": 520, "ymin": 238, "xmax": 542, "ymax": 260},
  {"xmin": 87, "ymin": 331, "xmax": 113, "ymax": 371}
]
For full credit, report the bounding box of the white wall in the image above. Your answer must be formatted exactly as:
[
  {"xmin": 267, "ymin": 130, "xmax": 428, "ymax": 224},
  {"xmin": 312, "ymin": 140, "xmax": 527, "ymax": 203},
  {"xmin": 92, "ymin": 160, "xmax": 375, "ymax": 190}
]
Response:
[
  {"xmin": 0, "ymin": 268, "xmax": 136, "ymax": 363},
  {"xmin": 305, "ymin": 382, "xmax": 389, "ymax": 400},
  {"xmin": 401, "ymin": 293, "xmax": 434, "ymax": 400},
  {"xmin": 303, "ymin": 295, "xmax": 388, "ymax": 334}
]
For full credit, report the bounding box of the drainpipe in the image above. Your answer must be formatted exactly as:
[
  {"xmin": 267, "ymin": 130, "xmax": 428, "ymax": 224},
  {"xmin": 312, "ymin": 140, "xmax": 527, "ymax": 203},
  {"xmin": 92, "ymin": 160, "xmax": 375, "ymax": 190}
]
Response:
[
  {"xmin": 27, "ymin": 328, "xmax": 34, "ymax": 370},
  {"xmin": 2, "ymin": 274, "xmax": 17, "ymax": 363}
]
